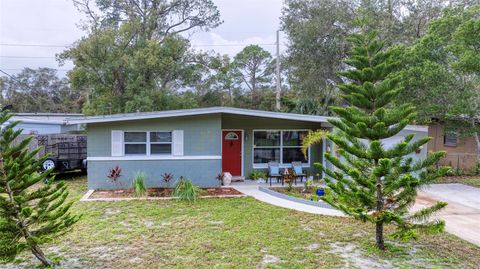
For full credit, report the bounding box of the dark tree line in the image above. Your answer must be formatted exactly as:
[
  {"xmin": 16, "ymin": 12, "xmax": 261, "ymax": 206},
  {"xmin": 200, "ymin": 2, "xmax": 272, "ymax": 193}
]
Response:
[{"xmin": 0, "ymin": 68, "xmax": 83, "ymax": 113}]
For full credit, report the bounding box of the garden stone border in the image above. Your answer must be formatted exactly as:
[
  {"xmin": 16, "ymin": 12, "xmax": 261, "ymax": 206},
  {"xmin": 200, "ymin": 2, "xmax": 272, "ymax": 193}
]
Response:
[
  {"xmin": 258, "ymin": 186, "xmax": 334, "ymax": 209},
  {"xmin": 80, "ymin": 189, "xmax": 246, "ymax": 202}
]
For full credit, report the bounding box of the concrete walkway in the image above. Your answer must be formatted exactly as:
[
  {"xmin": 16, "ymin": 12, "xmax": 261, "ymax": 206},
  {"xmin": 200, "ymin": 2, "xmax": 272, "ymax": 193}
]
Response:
[
  {"xmin": 414, "ymin": 183, "xmax": 480, "ymax": 247},
  {"xmin": 231, "ymin": 182, "xmax": 343, "ymax": 216}
]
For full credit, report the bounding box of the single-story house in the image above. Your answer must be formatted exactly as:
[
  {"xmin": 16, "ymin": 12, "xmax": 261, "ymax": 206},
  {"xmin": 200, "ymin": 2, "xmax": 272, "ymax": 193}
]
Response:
[
  {"xmin": 66, "ymin": 107, "xmax": 429, "ymax": 190},
  {"xmin": 2, "ymin": 113, "xmax": 84, "ymax": 134}
]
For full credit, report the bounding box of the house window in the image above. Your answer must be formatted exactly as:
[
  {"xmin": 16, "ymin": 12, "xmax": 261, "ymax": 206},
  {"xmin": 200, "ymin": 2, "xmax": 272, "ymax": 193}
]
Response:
[
  {"xmin": 253, "ymin": 130, "xmax": 309, "ymax": 166},
  {"xmin": 124, "ymin": 131, "xmax": 172, "ymax": 155},
  {"xmin": 282, "ymin": 131, "xmax": 308, "ymax": 163},
  {"xmin": 444, "ymin": 132, "xmax": 457, "ymax": 147},
  {"xmin": 150, "ymin": 132, "xmax": 172, "ymax": 154},
  {"xmin": 124, "ymin": 132, "xmax": 147, "ymax": 155}
]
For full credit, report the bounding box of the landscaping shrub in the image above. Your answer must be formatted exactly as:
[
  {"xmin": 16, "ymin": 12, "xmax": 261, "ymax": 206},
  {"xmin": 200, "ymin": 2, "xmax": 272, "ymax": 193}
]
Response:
[
  {"xmin": 161, "ymin": 172, "xmax": 174, "ymax": 187},
  {"xmin": 173, "ymin": 177, "xmax": 200, "ymax": 202},
  {"xmin": 132, "ymin": 171, "xmax": 147, "ymax": 197},
  {"xmin": 248, "ymin": 171, "xmax": 267, "ymax": 180},
  {"xmin": 304, "ymin": 179, "xmax": 315, "ymax": 192},
  {"xmin": 107, "ymin": 165, "xmax": 122, "ymax": 188}
]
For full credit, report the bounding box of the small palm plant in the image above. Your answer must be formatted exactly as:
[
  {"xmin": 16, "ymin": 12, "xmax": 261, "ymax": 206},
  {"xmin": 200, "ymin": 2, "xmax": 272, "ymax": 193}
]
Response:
[
  {"xmin": 301, "ymin": 130, "xmax": 330, "ymax": 158},
  {"xmin": 173, "ymin": 177, "xmax": 200, "ymax": 202},
  {"xmin": 132, "ymin": 171, "xmax": 147, "ymax": 197}
]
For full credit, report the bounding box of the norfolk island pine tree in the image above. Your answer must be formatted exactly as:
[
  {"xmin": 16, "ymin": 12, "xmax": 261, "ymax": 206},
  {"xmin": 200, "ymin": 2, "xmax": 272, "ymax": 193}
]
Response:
[
  {"xmin": 0, "ymin": 110, "xmax": 80, "ymax": 267},
  {"xmin": 315, "ymin": 31, "xmax": 449, "ymax": 250}
]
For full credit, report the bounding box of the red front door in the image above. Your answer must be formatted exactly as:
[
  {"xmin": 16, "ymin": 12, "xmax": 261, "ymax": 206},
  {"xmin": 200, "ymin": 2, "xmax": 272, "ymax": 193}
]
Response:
[{"xmin": 222, "ymin": 130, "xmax": 242, "ymax": 176}]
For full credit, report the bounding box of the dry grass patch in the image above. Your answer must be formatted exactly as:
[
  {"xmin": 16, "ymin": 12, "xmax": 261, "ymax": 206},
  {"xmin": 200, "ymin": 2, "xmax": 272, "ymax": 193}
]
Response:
[{"xmin": 2, "ymin": 175, "xmax": 480, "ymax": 268}]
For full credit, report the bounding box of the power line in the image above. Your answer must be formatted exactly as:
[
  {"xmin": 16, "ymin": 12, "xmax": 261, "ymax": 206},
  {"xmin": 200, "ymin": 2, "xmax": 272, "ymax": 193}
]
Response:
[
  {"xmin": 0, "ymin": 69, "xmax": 18, "ymax": 80},
  {"xmin": 0, "ymin": 56, "xmax": 57, "ymax": 59},
  {"xmin": 0, "ymin": 42, "xmax": 278, "ymax": 59},
  {"xmin": 0, "ymin": 42, "xmax": 277, "ymax": 48},
  {"xmin": 0, "ymin": 43, "xmax": 71, "ymax": 48},
  {"xmin": 0, "ymin": 69, "xmax": 76, "ymax": 94},
  {"xmin": 0, "ymin": 69, "xmax": 39, "ymax": 93},
  {"xmin": 0, "ymin": 68, "xmax": 70, "ymax": 71}
]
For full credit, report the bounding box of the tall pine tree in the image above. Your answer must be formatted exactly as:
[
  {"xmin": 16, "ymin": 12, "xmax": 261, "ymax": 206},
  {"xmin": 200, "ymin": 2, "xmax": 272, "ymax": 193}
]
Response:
[
  {"xmin": 0, "ymin": 110, "xmax": 80, "ymax": 266},
  {"xmin": 318, "ymin": 31, "xmax": 449, "ymax": 250}
]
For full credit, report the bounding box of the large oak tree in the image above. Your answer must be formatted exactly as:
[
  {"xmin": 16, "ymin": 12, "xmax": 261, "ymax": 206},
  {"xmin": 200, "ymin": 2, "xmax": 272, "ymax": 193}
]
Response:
[{"xmin": 59, "ymin": 0, "xmax": 222, "ymax": 115}]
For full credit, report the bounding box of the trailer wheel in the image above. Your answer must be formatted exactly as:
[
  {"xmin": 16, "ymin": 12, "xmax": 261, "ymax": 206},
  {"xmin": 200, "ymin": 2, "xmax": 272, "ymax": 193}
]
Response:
[{"xmin": 41, "ymin": 158, "xmax": 56, "ymax": 171}]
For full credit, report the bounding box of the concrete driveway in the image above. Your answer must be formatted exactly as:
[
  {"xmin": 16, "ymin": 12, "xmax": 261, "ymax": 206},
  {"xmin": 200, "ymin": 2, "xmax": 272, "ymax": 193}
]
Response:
[{"xmin": 414, "ymin": 183, "xmax": 480, "ymax": 246}]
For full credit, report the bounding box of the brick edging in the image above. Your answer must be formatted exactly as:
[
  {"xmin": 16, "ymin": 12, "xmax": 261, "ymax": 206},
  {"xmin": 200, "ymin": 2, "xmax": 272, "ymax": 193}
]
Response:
[{"xmin": 79, "ymin": 189, "xmax": 246, "ymax": 202}]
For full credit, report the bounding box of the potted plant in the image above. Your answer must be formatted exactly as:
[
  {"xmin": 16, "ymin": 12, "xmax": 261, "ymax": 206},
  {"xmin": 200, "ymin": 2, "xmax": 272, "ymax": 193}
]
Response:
[
  {"xmin": 316, "ymin": 188, "xmax": 325, "ymax": 197},
  {"xmin": 315, "ymin": 177, "xmax": 326, "ymax": 197}
]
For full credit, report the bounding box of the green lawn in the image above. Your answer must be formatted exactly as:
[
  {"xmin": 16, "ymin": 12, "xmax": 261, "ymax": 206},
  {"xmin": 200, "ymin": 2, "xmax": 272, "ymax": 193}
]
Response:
[
  {"xmin": 437, "ymin": 176, "xmax": 480, "ymax": 188},
  {"xmin": 4, "ymin": 175, "xmax": 480, "ymax": 268}
]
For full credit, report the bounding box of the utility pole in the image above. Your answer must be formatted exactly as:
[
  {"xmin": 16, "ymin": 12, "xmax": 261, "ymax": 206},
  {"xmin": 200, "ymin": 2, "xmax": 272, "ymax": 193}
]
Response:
[{"xmin": 275, "ymin": 29, "xmax": 281, "ymax": 111}]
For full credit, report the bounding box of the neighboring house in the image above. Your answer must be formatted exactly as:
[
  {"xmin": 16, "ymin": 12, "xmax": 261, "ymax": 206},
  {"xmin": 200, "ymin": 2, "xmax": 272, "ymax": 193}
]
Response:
[
  {"xmin": 428, "ymin": 123, "xmax": 478, "ymax": 172},
  {"xmin": 66, "ymin": 107, "xmax": 429, "ymax": 190},
  {"xmin": 2, "ymin": 113, "xmax": 84, "ymax": 134}
]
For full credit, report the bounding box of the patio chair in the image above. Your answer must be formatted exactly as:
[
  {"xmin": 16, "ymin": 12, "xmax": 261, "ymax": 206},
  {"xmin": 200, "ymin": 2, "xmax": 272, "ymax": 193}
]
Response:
[
  {"xmin": 292, "ymin": 162, "xmax": 307, "ymax": 183},
  {"xmin": 267, "ymin": 161, "xmax": 283, "ymax": 186}
]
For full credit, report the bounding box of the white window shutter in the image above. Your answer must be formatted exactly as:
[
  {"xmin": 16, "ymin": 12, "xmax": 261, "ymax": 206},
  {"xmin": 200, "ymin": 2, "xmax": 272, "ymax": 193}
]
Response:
[
  {"xmin": 172, "ymin": 130, "xmax": 184, "ymax": 156},
  {"xmin": 111, "ymin": 130, "xmax": 124, "ymax": 156}
]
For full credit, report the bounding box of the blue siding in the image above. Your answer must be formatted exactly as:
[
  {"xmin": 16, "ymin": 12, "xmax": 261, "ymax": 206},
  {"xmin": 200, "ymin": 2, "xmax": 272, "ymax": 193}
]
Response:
[
  {"xmin": 87, "ymin": 114, "xmax": 222, "ymax": 189},
  {"xmin": 88, "ymin": 159, "xmax": 221, "ymax": 190},
  {"xmin": 87, "ymin": 114, "xmax": 221, "ymax": 157},
  {"xmin": 85, "ymin": 111, "xmax": 428, "ymax": 190}
]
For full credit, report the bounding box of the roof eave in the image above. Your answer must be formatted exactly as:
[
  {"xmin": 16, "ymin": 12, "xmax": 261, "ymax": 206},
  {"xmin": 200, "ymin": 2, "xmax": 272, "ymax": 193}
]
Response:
[{"xmin": 66, "ymin": 107, "xmax": 333, "ymax": 125}]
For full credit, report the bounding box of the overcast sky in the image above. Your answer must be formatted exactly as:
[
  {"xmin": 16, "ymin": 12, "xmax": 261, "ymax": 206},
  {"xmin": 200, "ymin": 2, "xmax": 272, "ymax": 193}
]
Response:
[{"xmin": 0, "ymin": 0, "xmax": 286, "ymax": 77}]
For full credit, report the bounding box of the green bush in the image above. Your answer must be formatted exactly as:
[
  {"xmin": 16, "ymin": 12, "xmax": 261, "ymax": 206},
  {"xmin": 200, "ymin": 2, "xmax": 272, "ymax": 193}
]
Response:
[
  {"xmin": 173, "ymin": 177, "xmax": 200, "ymax": 202},
  {"xmin": 132, "ymin": 171, "xmax": 147, "ymax": 197},
  {"xmin": 305, "ymin": 179, "xmax": 315, "ymax": 191},
  {"xmin": 248, "ymin": 171, "xmax": 267, "ymax": 180}
]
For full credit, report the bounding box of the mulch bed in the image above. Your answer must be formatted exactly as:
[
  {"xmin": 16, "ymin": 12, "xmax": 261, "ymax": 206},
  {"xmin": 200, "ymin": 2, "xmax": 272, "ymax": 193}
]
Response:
[{"xmin": 89, "ymin": 187, "xmax": 244, "ymax": 199}]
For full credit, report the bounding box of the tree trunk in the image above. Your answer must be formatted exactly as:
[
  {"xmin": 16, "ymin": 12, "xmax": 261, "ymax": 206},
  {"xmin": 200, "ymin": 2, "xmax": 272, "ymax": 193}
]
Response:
[
  {"xmin": 375, "ymin": 222, "xmax": 385, "ymax": 250},
  {"xmin": 375, "ymin": 159, "xmax": 385, "ymax": 250},
  {"xmin": 31, "ymin": 245, "xmax": 52, "ymax": 267}
]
